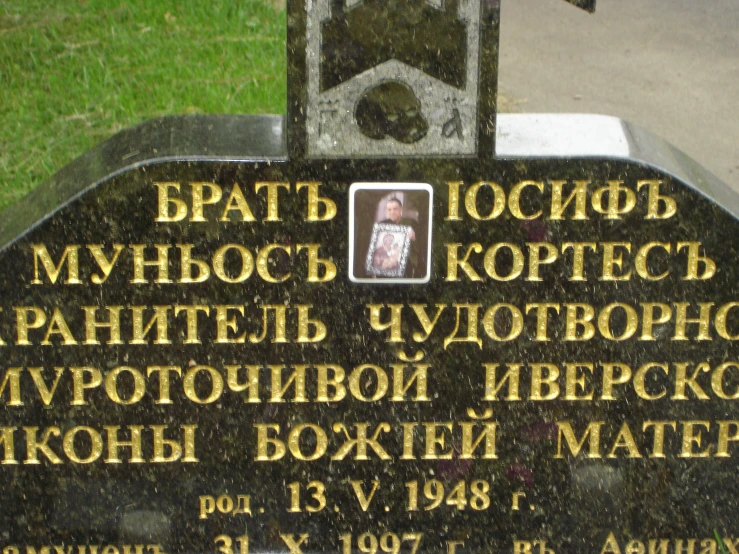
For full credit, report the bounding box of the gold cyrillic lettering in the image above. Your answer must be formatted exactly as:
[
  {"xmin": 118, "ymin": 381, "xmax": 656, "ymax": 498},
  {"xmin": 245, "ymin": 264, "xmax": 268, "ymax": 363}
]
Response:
[
  {"xmin": 174, "ymin": 305, "xmax": 210, "ymax": 344},
  {"xmin": 23, "ymin": 426, "xmax": 62, "ymax": 464},
  {"xmin": 601, "ymin": 363, "xmax": 632, "ymax": 400},
  {"xmin": 677, "ymin": 242, "xmax": 716, "ymax": 280},
  {"xmin": 40, "ymin": 308, "xmax": 77, "ymax": 346},
  {"xmin": 154, "ymin": 182, "xmax": 188, "ymax": 222},
  {"xmin": 212, "ymin": 244, "xmax": 254, "ymax": 283},
  {"xmin": 249, "ymin": 305, "xmax": 287, "ymax": 343},
  {"xmin": 592, "ymin": 181, "xmax": 636, "ymax": 219},
  {"xmin": 482, "ymin": 304, "xmax": 524, "ymax": 341},
  {"xmin": 147, "ymin": 366, "xmax": 182, "ymax": 404},
  {"xmin": 445, "ymin": 181, "xmax": 463, "ymax": 221},
  {"xmin": 527, "ymin": 242, "xmax": 558, "ymax": 281},
  {"xmin": 638, "ymin": 180, "xmax": 677, "ymax": 219},
  {"xmin": 215, "ymin": 305, "xmax": 247, "ymax": 344},
  {"xmin": 297, "ymin": 182, "xmax": 336, "ymax": 221},
  {"xmin": 446, "ymin": 243, "xmax": 483, "ymax": 281},
  {"xmin": 63, "ymin": 426, "xmax": 103, "ymax": 464},
  {"xmin": 316, "ymin": 365, "xmax": 346, "ymax": 402},
  {"xmin": 296, "ymin": 244, "xmax": 337, "ymax": 282},
  {"xmin": 0, "ymin": 367, "xmax": 23, "ymax": 406},
  {"xmin": 256, "ymin": 244, "xmax": 291, "ymax": 283},
  {"xmin": 673, "ymin": 302, "xmax": 713, "ymax": 341},
  {"xmin": 234, "ymin": 494, "xmax": 252, "ymax": 515},
  {"xmin": 562, "ymin": 242, "xmax": 596, "ymax": 281},
  {"xmin": 674, "ymin": 540, "xmax": 697, "ymax": 554},
  {"xmin": 643, "ymin": 421, "xmax": 676, "ymax": 459},
  {"xmin": 391, "ymin": 362, "xmax": 429, "ymax": 402},
  {"xmin": 508, "ymin": 180, "xmax": 543, "ymax": 220},
  {"xmin": 443, "ymin": 304, "xmax": 483, "ymax": 348},
  {"xmin": 633, "ymin": 363, "xmax": 669, "ymax": 400},
  {"xmin": 331, "ymin": 422, "xmax": 391, "ymax": 461},
  {"xmin": 179, "ymin": 245, "xmax": 211, "ymax": 283},
  {"xmin": 27, "ymin": 367, "xmax": 64, "ymax": 405},
  {"xmin": 69, "ymin": 366, "xmax": 102, "ymax": 406},
  {"xmin": 598, "ymin": 303, "xmax": 638, "ymax": 341},
  {"xmin": 606, "ymin": 422, "xmax": 641, "ymax": 458},
  {"xmin": 270, "ymin": 365, "xmax": 307, "ymax": 403},
  {"xmin": 565, "ymin": 303, "xmax": 595, "ymax": 341},
  {"xmin": 716, "ymin": 302, "xmax": 739, "ymax": 340},
  {"xmin": 400, "ymin": 422, "xmax": 416, "ymax": 460},
  {"xmin": 183, "ymin": 366, "xmax": 224, "ymax": 404},
  {"xmin": 255, "ymin": 182, "xmax": 290, "ymax": 221},
  {"xmin": 83, "ymin": 306, "xmax": 122, "ymax": 345},
  {"xmin": 104, "ymin": 425, "xmax": 144, "ymax": 463},
  {"xmin": 635, "ymin": 242, "xmax": 670, "ymax": 280},
  {"xmin": 555, "ymin": 421, "xmax": 603, "ymax": 458},
  {"xmin": 564, "ymin": 363, "xmax": 594, "ymax": 400},
  {"xmin": 483, "ymin": 363, "xmax": 521, "ymax": 401},
  {"xmin": 716, "ymin": 421, "xmax": 739, "ymax": 457},
  {"xmin": 199, "ymin": 495, "xmax": 216, "ymax": 519},
  {"xmin": 483, "ymin": 243, "xmax": 524, "ymax": 281},
  {"xmin": 712, "ymin": 362, "xmax": 739, "ymax": 400},
  {"xmin": 190, "ymin": 182, "xmax": 223, "ymax": 222},
  {"xmin": 87, "ymin": 244, "xmax": 124, "ymax": 284},
  {"xmin": 131, "ymin": 244, "xmax": 171, "ymax": 284},
  {"xmin": 531, "ymin": 363, "xmax": 560, "ymax": 401},
  {"xmin": 526, "ymin": 303, "xmax": 560, "ymax": 341},
  {"xmin": 151, "ymin": 425, "xmax": 198, "ymax": 463},
  {"xmin": 296, "ymin": 305, "xmax": 327, "ymax": 343},
  {"xmin": 255, "ymin": 423, "xmax": 286, "ymax": 461},
  {"xmin": 225, "ymin": 365, "xmax": 261, "ymax": 403},
  {"xmin": 672, "ymin": 362, "xmax": 710, "ymax": 400},
  {"xmin": 219, "ymin": 184, "xmax": 256, "ymax": 222},
  {"xmin": 460, "ymin": 422, "xmax": 497, "ymax": 459},
  {"xmin": 423, "ymin": 422, "xmax": 453, "ymax": 459},
  {"xmin": 368, "ymin": 304, "xmax": 403, "ymax": 342},
  {"xmin": 348, "ymin": 365, "xmax": 388, "ymax": 402},
  {"xmin": 288, "ymin": 424, "xmax": 328, "ymax": 461},
  {"xmin": 104, "ymin": 366, "xmax": 145, "ymax": 405},
  {"xmin": 601, "ymin": 242, "xmax": 632, "ymax": 281},
  {"xmin": 640, "ymin": 303, "xmax": 672, "ymax": 341},
  {"xmin": 550, "ymin": 180, "xmax": 588, "ymax": 220},
  {"xmin": 465, "ymin": 181, "xmax": 505, "ymax": 220},
  {"xmin": 131, "ymin": 306, "xmax": 171, "ymax": 345},
  {"xmin": 679, "ymin": 421, "xmax": 711, "ymax": 458},
  {"xmin": 0, "ymin": 427, "xmax": 17, "ymax": 464},
  {"xmin": 16, "ymin": 307, "xmax": 46, "ymax": 345},
  {"xmin": 410, "ymin": 304, "xmax": 446, "ymax": 342},
  {"xmin": 648, "ymin": 539, "xmax": 670, "ymax": 554},
  {"xmin": 600, "ymin": 532, "xmax": 620, "ymax": 554},
  {"xmin": 31, "ymin": 244, "xmax": 81, "ymax": 285}
]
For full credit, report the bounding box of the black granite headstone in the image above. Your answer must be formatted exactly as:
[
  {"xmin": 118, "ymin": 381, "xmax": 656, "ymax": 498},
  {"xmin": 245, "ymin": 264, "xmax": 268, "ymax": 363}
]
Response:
[{"xmin": 0, "ymin": 1, "xmax": 737, "ymax": 553}]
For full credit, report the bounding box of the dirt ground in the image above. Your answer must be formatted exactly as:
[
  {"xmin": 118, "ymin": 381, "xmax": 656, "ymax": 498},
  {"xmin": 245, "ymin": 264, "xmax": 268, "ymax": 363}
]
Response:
[{"xmin": 498, "ymin": 0, "xmax": 739, "ymax": 192}]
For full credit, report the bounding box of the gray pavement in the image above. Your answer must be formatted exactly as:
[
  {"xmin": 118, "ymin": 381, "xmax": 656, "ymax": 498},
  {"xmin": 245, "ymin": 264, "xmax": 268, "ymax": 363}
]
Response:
[{"xmin": 498, "ymin": 0, "xmax": 739, "ymax": 191}]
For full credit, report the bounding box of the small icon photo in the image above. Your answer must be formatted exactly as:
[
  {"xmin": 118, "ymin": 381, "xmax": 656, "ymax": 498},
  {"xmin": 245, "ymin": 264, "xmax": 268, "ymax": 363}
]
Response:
[{"xmin": 349, "ymin": 183, "xmax": 433, "ymax": 284}]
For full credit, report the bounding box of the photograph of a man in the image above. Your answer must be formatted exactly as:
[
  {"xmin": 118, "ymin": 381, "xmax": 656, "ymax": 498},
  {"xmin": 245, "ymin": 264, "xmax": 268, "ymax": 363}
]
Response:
[
  {"xmin": 382, "ymin": 198, "xmax": 416, "ymax": 241},
  {"xmin": 349, "ymin": 183, "xmax": 433, "ymax": 283}
]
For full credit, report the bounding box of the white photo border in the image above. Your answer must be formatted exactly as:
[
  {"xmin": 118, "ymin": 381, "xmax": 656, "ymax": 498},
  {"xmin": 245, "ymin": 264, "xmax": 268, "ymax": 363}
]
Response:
[{"xmin": 349, "ymin": 182, "xmax": 433, "ymax": 284}]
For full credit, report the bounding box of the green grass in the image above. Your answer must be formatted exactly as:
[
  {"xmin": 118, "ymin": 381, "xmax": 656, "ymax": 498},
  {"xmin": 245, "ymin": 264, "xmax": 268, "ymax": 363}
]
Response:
[{"xmin": 0, "ymin": 0, "xmax": 286, "ymax": 210}]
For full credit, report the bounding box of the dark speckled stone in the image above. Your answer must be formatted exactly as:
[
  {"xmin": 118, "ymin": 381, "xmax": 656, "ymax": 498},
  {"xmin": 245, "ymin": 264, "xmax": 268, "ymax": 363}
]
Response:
[
  {"xmin": 0, "ymin": 113, "xmax": 736, "ymax": 553},
  {"xmin": 0, "ymin": 1, "xmax": 738, "ymax": 552}
]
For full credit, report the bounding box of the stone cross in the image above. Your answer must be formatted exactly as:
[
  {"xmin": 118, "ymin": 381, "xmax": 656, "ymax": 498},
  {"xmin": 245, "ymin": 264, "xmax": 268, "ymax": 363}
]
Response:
[{"xmin": 287, "ymin": 0, "xmax": 596, "ymax": 159}]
